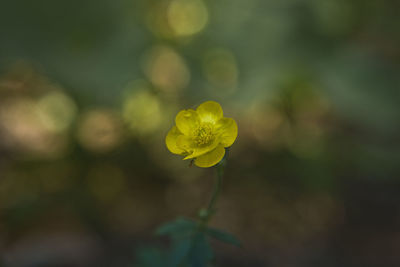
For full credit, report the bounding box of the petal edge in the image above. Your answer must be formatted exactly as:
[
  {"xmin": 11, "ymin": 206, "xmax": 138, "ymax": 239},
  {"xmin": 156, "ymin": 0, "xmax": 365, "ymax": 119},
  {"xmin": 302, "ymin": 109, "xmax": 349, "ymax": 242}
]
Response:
[
  {"xmin": 194, "ymin": 144, "xmax": 225, "ymax": 168},
  {"xmin": 216, "ymin": 117, "xmax": 238, "ymax": 147},
  {"xmin": 175, "ymin": 109, "xmax": 199, "ymax": 135},
  {"xmin": 165, "ymin": 126, "xmax": 185, "ymax": 154},
  {"xmin": 196, "ymin": 101, "xmax": 223, "ymax": 123}
]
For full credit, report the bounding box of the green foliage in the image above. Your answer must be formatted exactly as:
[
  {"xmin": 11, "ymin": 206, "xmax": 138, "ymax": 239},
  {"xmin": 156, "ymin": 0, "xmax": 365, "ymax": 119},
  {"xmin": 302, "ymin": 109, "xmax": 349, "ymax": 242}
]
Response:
[
  {"xmin": 168, "ymin": 238, "xmax": 192, "ymax": 267},
  {"xmin": 156, "ymin": 217, "xmax": 197, "ymax": 240},
  {"xmin": 136, "ymin": 217, "xmax": 240, "ymax": 267},
  {"xmin": 185, "ymin": 233, "xmax": 214, "ymax": 267},
  {"xmin": 206, "ymin": 227, "xmax": 241, "ymax": 247},
  {"xmin": 135, "ymin": 247, "xmax": 167, "ymax": 267}
]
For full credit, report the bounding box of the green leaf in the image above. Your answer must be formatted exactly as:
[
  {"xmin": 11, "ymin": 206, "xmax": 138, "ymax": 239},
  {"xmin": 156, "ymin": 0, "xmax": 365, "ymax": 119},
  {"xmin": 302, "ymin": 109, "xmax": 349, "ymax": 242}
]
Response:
[
  {"xmin": 206, "ymin": 227, "xmax": 241, "ymax": 247},
  {"xmin": 167, "ymin": 232, "xmax": 214, "ymax": 267},
  {"xmin": 135, "ymin": 246, "xmax": 166, "ymax": 267},
  {"xmin": 155, "ymin": 217, "xmax": 197, "ymax": 239},
  {"xmin": 168, "ymin": 238, "xmax": 192, "ymax": 267},
  {"xmin": 188, "ymin": 233, "xmax": 214, "ymax": 267}
]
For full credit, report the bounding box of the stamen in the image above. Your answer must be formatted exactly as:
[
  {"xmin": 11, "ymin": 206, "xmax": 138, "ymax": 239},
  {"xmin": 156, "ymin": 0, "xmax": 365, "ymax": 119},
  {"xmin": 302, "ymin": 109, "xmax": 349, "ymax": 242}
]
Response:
[{"xmin": 193, "ymin": 124, "xmax": 214, "ymax": 146}]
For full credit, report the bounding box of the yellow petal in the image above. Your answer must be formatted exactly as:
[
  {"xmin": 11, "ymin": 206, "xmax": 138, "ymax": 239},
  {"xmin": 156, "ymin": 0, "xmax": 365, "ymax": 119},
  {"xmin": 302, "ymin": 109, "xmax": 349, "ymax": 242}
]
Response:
[
  {"xmin": 183, "ymin": 136, "xmax": 221, "ymax": 160},
  {"xmin": 196, "ymin": 101, "xmax": 223, "ymax": 123},
  {"xmin": 216, "ymin": 117, "xmax": 238, "ymax": 147},
  {"xmin": 165, "ymin": 126, "xmax": 185, "ymax": 154},
  {"xmin": 176, "ymin": 135, "xmax": 195, "ymax": 154},
  {"xmin": 194, "ymin": 144, "xmax": 225, "ymax": 168},
  {"xmin": 175, "ymin": 109, "xmax": 199, "ymax": 135}
]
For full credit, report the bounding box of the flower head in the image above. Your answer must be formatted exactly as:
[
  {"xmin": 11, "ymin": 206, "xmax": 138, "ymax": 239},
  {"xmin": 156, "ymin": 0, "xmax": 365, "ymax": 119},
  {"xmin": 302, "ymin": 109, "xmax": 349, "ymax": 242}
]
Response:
[{"xmin": 166, "ymin": 101, "xmax": 238, "ymax": 167}]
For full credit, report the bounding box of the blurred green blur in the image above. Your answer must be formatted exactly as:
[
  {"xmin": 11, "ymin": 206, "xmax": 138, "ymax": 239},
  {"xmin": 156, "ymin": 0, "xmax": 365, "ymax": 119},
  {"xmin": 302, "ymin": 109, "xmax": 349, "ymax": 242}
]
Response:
[{"xmin": 1, "ymin": 0, "xmax": 400, "ymax": 266}]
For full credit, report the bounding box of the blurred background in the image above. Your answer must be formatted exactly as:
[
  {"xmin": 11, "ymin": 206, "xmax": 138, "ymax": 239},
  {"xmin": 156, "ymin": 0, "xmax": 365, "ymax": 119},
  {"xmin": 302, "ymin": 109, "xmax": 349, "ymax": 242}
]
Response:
[{"xmin": 1, "ymin": 0, "xmax": 400, "ymax": 266}]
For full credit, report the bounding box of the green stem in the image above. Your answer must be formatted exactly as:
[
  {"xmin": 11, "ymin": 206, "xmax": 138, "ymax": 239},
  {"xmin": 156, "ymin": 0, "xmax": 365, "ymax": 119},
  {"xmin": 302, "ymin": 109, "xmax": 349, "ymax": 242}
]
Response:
[
  {"xmin": 193, "ymin": 162, "xmax": 225, "ymax": 240},
  {"xmin": 203, "ymin": 163, "xmax": 224, "ymax": 223},
  {"xmin": 178, "ymin": 161, "xmax": 226, "ymax": 266}
]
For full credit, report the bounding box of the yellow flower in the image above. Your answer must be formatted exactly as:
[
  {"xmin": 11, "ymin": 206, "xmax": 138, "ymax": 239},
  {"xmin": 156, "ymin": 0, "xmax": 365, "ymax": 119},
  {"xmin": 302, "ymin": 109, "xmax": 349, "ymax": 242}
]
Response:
[{"xmin": 166, "ymin": 101, "xmax": 238, "ymax": 167}]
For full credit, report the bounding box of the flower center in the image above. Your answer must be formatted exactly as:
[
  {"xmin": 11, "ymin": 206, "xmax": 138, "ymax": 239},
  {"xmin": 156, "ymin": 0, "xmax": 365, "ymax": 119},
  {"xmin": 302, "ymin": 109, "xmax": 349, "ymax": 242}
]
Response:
[{"xmin": 193, "ymin": 124, "xmax": 214, "ymax": 146}]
